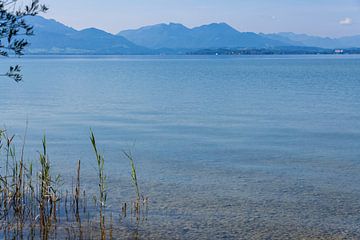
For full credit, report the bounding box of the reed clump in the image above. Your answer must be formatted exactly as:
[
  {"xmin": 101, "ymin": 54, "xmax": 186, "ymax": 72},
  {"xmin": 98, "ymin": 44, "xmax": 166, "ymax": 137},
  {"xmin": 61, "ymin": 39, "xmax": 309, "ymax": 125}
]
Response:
[
  {"xmin": 0, "ymin": 129, "xmax": 148, "ymax": 239},
  {"xmin": 38, "ymin": 135, "xmax": 62, "ymax": 238}
]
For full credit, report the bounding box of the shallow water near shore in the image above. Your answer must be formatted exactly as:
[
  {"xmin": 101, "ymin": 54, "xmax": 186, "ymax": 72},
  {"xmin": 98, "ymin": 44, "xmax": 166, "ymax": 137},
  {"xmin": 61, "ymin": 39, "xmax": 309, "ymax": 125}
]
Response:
[{"xmin": 1, "ymin": 55, "xmax": 360, "ymax": 239}]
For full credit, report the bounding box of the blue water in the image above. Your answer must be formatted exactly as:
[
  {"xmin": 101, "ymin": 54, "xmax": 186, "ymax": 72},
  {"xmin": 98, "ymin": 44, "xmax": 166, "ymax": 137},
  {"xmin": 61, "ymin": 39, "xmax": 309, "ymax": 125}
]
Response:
[{"xmin": 1, "ymin": 55, "xmax": 360, "ymax": 238}]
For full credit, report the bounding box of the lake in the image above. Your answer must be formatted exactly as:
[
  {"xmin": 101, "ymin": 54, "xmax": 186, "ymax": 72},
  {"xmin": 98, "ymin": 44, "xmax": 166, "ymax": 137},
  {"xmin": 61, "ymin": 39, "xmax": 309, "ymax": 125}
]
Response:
[{"xmin": 1, "ymin": 55, "xmax": 360, "ymax": 239}]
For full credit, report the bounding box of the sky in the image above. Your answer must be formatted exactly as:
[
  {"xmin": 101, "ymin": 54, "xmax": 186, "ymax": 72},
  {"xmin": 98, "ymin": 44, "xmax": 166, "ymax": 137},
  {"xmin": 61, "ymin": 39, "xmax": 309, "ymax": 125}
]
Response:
[{"xmin": 40, "ymin": 0, "xmax": 360, "ymax": 37}]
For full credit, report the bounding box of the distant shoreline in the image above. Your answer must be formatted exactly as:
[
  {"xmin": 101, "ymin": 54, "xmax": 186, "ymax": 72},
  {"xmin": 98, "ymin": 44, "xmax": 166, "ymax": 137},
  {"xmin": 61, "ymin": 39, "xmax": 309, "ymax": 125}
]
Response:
[{"xmin": 24, "ymin": 47, "xmax": 360, "ymax": 56}]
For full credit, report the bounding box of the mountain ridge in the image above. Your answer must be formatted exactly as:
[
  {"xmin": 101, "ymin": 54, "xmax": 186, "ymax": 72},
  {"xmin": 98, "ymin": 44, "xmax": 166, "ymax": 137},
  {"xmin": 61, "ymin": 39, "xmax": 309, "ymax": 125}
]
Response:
[
  {"xmin": 118, "ymin": 22, "xmax": 289, "ymax": 49},
  {"xmin": 24, "ymin": 16, "xmax": 151, "ymax": 54},
  {"xmin": 21, "ymin": 16, "xmax": 360, "ymax": 54},
  {"xmin": 118, "ymin": 22, "xmax": 360, "ymax": 50}
]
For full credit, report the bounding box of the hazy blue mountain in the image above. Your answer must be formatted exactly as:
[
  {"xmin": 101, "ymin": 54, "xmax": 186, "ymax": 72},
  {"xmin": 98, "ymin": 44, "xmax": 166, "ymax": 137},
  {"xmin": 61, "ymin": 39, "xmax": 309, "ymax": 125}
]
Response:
[
  {"xmin": 266, "ymin": 32, "xmax": 360, "ymax": 48},
  {"xmin": 118, "ymin": 23, "xmax": 288, "ymax": 49},
  {"xmin": 259, "ymin": 33, "xmax": 305, "ymax": 46},
  {"xmin": 274, "ymin": 32, "xmax": 342, "ymax": 48},
  {"xmin": 24, "ymin": 16, "xmax": 150, "ymax": 54},
  {"xmin": 118, "ymin": 23, "xmax": 192, "ymax": 49},
  {"xmin": 338, "ymin": 35, "xmax": 360, "ymax": 48}
]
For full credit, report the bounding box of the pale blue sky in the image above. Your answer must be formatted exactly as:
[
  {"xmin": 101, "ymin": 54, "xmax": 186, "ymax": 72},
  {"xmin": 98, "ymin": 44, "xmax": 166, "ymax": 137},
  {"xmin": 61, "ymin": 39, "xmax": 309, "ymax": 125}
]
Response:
[{"xmin": 41, "ymin": 0, "xmax": 360, "ymax": 37}]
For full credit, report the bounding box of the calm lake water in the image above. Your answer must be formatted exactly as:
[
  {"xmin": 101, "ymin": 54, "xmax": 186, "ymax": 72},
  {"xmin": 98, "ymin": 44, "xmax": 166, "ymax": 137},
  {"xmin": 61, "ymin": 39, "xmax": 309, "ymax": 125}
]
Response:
[{"xmin": 1, "ymin": 55, "xmax": 360, "ymax": 239}]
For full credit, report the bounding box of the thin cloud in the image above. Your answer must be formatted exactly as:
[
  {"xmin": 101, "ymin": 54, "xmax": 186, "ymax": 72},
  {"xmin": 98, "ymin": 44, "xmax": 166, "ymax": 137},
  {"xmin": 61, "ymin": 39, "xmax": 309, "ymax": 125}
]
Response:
[{"xmin": 339, "ymin": 17, "xmax": 352, "ymax": 25}]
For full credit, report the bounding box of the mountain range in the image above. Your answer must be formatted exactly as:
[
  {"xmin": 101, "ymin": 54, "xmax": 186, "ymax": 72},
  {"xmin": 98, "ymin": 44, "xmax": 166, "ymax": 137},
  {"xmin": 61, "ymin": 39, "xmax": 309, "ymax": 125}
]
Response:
[
  {"xmin": 24, "ymin": 16, "xmax": 360, "ymax": 54},
  {"xmin": 118, "ymin": 22, "xmax": 286, "ymax": 49},
  {"xmin": 24, "ymin": 16, "xmax": 150, "ymax": 54}
]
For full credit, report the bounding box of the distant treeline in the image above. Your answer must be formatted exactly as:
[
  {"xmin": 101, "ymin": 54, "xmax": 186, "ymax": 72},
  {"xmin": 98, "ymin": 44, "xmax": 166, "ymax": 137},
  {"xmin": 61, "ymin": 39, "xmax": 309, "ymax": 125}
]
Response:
[{"xmin": 188, "ymin": 47, "xmax": 360, "ymax": 55}]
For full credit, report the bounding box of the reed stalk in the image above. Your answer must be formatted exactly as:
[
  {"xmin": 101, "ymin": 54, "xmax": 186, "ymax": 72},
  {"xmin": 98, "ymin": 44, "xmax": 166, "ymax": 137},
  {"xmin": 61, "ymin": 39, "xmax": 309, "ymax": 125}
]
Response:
[
  {"xmin": 75, "ymin": 160, "xmax": 81, "ymax": 221},
  {"xmin": 90, "ymin": 130, "xmax": 107, "ymax": 240}
]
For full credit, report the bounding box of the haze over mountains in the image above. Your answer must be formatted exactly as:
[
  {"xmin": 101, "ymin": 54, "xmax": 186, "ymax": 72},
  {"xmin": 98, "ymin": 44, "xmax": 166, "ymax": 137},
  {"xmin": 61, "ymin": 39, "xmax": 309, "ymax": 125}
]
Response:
[
  {"xmin": 25, "ymin": 16, "xmax": 150, "ymax": 54},
  {"xmin": 25, "ymin": 16, "xmax": 360, "ymax": 54},
  {"xmin": 118, "ymin": 22, "xmax": 286, "ymax": 49}
]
